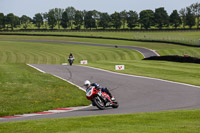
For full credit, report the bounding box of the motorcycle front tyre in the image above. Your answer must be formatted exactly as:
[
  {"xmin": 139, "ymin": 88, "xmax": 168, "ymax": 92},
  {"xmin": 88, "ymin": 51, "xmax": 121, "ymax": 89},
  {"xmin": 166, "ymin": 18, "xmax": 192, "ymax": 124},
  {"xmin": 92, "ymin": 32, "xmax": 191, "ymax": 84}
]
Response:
[
  {"xmin": 112, "ymin": 101, "xmax": 119, "ymax": 108},
  {"xmin": 93, "ymin": 96, "xmax": 106, "ymax": 110}
]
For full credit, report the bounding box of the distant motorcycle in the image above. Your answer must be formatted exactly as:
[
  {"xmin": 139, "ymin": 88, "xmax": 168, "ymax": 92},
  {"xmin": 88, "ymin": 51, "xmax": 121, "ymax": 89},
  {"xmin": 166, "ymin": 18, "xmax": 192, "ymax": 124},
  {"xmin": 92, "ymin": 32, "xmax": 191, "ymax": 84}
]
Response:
[
  {"xmin": 68, "ymin": 57, "xmax": 74, "ymax": 66},
  {"xmin": 86, "ymin": 86, "xmax": 119, "ymax": 110}
]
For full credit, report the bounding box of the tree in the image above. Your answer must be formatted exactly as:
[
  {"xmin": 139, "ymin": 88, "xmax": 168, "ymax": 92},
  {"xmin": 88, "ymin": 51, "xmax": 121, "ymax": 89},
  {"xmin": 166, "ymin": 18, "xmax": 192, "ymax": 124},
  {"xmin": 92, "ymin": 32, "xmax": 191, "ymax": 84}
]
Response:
[
  {"xmin": 190, "ymin": 2, "xmax": 200, "ymax": 29},
  {"xmin": 179, "ymin": 8, "xmax": 187, "ymax": 29},
  {"xmin": 186, "ymin": 7, "xmax": 196, "ymax": 29},
  {"xmin": 14, "ymin": 16, "xmax": 20, "ymax": 29},
  {"xmin": 48, "ymin": 9, "xmax": 57, "ymax": 29},
  {"xmin": 92, "ymin": 10, "xmax": 100, "ymax": 29},
  {"xmin": 60, "ymin": 11, "xmax": 69, "ymax": 29},
  {"xmin": 98, "ymin": 12, "xmax": 111, "ymax": 29},
  {"xmin": 120, "ymin": 10, "xmax": 127, "ymax": 29},
  {"xmin": 5, "ymin": 13, "xmax": 15, "ymax": 30},
  {"xmin": 20, "ymin": 15, "xmax": 31, "ymax": 29},
  {"xmin": 111, "ymin": 12, "xmax": 122, "ymax": 29},
  {"xmin": 54, "ymin": 8, "xmax": 64, "ymax": 29},
  {"xmin": 33, "ymin": 13, "xmax": 43, "ymax": 29},
  {"xmin": 74, "ymin": 10, "xmax": 83, "ymax": 30},
  {"xmin": 84, "ymin": 11, "xmax": 96, "ymax": 30},
  {"xmin": 42, "ymin": 12, "xmax": 48, "ymax": 29},
  {"xmin": 170, "ymin": 10, "xmax": 182, "ymax": 29},
  {"xmin": 139, "ymin": 10, "xmax": 154, "ymax": 30},
  {"xmin": 66, "ymin": 7, "xmax": 76, "ymax": 29},
  {"xmin": 127, "ymin": 10, "xmax": 138, "ymax": 29},
  {"xmin": 154, "ymin": 7, "xmax": 169, "ymax": 29},
  {"xmin": 0, "ymin": 13, "xmax": 5, "ymax": 29}
]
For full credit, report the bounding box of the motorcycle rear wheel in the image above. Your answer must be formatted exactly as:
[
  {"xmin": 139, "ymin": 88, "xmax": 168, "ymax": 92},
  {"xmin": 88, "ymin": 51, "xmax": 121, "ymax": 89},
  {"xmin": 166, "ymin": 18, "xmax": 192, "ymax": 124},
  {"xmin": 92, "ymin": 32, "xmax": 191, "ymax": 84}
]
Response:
[{"xmin": 93, "ymin": 96, "xmax": 105, "ymax": 110}]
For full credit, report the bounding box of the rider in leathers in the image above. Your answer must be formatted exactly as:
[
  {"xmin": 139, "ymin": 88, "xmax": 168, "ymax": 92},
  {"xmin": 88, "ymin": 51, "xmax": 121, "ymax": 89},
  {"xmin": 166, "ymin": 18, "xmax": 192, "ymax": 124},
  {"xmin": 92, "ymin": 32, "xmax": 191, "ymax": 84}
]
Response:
[{"xmin": 84, "ymin": 80, "xmax": 115, "ymax": 105}]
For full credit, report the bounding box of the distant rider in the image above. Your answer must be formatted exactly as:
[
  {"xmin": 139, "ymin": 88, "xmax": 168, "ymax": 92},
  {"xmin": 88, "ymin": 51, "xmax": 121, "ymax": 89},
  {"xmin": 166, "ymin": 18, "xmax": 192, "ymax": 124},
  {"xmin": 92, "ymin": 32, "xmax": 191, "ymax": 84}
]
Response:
[
  {"xmin": 68, "ymin": 53, "xmax": 75, "ymax": 65},
  {"xmin": 84, "ymin": 80, "xmax": 115, "ymax": 101}
]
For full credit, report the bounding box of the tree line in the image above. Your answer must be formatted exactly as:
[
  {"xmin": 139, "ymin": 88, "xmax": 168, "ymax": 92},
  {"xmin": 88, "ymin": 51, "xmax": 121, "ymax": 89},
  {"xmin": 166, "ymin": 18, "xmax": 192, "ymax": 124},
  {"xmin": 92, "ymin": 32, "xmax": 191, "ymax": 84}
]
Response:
[{"xmin": 0, "ymin": 2, "xmax": 199, "ymax": 30}]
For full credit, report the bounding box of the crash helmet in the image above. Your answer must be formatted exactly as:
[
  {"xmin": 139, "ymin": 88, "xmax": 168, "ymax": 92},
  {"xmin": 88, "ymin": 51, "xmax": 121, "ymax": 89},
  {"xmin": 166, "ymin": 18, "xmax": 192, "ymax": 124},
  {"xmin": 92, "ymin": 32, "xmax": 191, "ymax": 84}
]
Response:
[{"xmin": 84, "ymin": 80, "xmax": 91, "ymax": 87}]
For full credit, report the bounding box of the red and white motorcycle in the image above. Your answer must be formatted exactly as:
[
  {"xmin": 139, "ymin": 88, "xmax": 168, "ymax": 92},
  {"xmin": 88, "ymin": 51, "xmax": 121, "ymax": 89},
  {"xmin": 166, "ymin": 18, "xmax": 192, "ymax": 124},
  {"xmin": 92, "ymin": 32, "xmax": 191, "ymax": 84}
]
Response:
[{"xmin": 86, "ymin": 86, "xmax": 119, "ymax": 110}]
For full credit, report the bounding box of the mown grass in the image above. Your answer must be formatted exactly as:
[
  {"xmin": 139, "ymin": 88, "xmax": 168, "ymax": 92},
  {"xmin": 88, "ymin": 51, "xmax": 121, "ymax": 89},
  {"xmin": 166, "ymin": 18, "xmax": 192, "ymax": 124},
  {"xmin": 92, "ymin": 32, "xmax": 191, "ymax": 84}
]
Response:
[
  {"xmin": 0, "ymin": 36, "xmax": 200, "ymax": 86},
  {"xmin": 0, "ymin": 40, "xmax": 143, "ymax": 64},
  {"xmin": 0, "ymin": 63, "xmax": 90, "ymax": 116},
  {"xmin": 0, "ymin": 110, "xmax": 200, "ymax": 133},
  {"xmin": 1, "ymin": 35, "xmax": 200, "ymax": 58},
  {"xmin": 0, "ymin": 35, "xmax": 200, "ymax": 132},
  {"xmin": 0, "ymin": 40, "xmax": 143, "ymax": 116},
  {"xmin": 6, "ymin": 30, "xmax": 200, "ymax": 45},
  {"xmin": 89, "ymin": 60, "xmax": 200, "ymax": 86},
  {"xmin": 0, "ymin": 36, "xmax": 200, "ymax": 117}
]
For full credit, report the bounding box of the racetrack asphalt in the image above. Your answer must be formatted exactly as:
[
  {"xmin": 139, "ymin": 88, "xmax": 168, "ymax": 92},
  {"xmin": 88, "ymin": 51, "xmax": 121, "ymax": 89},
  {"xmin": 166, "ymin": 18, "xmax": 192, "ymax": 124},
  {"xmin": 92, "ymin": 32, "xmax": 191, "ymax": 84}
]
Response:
[{"xmin": 1, "ymin": 64, "xmax": 200, "ymax": 122}]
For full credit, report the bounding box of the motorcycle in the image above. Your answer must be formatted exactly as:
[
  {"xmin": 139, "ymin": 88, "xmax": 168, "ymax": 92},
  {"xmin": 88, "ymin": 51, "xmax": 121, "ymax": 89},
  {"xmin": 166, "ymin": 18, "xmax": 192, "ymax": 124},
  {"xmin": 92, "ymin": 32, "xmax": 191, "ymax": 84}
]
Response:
[
  {"xmin": 68, "ymin": 57, "xmax": 74, "ymax": 66},
  {"xmin": 86, "ymin": 86, "xmax": 119, "ymax": 110}
]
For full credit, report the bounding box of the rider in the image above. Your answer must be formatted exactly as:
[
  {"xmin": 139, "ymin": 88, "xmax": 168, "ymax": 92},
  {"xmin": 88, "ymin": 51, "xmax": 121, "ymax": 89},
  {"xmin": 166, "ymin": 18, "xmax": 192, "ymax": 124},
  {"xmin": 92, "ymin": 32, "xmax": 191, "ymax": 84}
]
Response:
[
  {"xmin": 84, "ymin": 80, "xmax": 115, "ymax": 101},
  {"xmin": 68, "ymin": 53, "xmax": 74, "ymax": 59},
  {"xmin": 68, "ymin": 53, "xmax": 75, "ymax": 65}
]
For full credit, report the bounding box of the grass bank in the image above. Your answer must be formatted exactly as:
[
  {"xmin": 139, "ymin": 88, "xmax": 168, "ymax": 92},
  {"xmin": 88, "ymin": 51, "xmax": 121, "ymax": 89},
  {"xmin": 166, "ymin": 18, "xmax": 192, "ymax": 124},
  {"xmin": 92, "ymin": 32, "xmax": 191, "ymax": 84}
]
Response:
[
  {"xmin": 0, "ymin": 40, "xmax": 142, "ymax": 116},
  {"xmin": 4, "ymin": 30, "xmax": 200, "ymax": 45},
  {"xmin": 0, "ymin": 35, "xmax": 200, "ymax": 117},
  {"xmin": 0, "ymin": 109, "xmax": 200, "ymax": 133},
  {"xmin": 0, "ymin": 37, "xmax": 200, "ymax": 86},
  {"xmin": 0, "ymin": 63, "xmax": 90, "ymax": 116},
  {"xmin": 1, "ymin": 35, "xmax": 200, "ymax": 58}
]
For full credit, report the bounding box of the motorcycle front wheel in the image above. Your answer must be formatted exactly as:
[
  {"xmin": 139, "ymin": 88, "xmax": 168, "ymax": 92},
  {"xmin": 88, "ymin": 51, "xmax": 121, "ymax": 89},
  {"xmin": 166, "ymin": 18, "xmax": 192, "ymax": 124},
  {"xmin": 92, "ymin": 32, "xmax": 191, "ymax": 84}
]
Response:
[
  {"xmin": 93, "ymin": 96, "xmax": 105, "ymax": 110},
  {"xmin": 112, "ymin": 101, "xmax": 119, "ymax": 108}
]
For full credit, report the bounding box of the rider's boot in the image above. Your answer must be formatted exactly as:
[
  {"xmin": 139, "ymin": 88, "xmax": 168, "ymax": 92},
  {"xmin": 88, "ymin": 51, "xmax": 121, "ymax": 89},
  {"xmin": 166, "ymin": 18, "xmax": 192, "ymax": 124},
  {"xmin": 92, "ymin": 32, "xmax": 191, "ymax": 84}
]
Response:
[{"xmin": 103, "ymin": 87, "xmax": 115, "ymax": 101}]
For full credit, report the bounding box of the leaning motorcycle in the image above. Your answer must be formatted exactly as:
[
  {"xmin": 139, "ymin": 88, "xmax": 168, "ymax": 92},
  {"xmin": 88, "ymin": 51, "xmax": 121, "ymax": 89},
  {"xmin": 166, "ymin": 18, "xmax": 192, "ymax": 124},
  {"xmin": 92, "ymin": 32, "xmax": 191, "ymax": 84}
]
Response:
[
  {"xmin": 86, "ymin": 86, "xmax": 119, "ymax": 110},
  {"xmin": 68, "ymin": 57, "xmax": 74, "ymax": 66}
]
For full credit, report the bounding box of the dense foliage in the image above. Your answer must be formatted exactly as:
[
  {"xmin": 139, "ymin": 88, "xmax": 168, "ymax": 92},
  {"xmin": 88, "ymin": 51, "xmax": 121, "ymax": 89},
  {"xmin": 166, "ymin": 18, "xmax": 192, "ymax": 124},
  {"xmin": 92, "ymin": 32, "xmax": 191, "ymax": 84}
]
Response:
[{"xmin": 0, "ymin": 2, "xmax": 199, "ymax": 30}]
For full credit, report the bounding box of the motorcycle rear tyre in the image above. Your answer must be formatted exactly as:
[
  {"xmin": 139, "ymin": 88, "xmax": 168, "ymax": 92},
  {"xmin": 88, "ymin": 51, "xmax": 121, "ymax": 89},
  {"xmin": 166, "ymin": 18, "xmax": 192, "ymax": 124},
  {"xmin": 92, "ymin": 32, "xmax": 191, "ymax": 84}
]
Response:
[{"xmin": 93, "ymin": 96, "xmax": 106, "ymax": 110}]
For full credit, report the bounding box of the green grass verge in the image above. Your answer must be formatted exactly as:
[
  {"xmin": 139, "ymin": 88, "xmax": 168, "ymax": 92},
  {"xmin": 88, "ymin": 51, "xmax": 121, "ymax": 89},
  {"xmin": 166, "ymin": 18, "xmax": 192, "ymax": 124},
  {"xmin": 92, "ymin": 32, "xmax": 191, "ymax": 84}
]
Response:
[
  {"xmin": 0, "ymin": 110, "xmax": 200, "ymax": 133},
  {"xmin": 0, "ymin": 35, "xmax": 200, "ymax": 119},
  {"xmin": 6, "ymin": 30, "xmax": 200, "ymax": 45},
  {"xmin": 1, "ymin": 35, "xmax": 200, "ymax": 58},
  {"xmin": 0, "ymin": 40, "xmax": 144, "ymax": 64},
  {"xmin": 0, "ymin": 40, "xmax": 143, "ymax": 116},
  {"xmin": 0, "ymin": 63, "xmax": 90, "ymax": 116},
  {"xmin": 89, "ymin": 60, "xmax": 200, "ymax": 86},
  {"xmin": 0, "ymin": 35, "xmax": 200, "ymax": 132},
  {"xmin": 0, "ymin": 36, "xmax": 200, "ymax": 87}
]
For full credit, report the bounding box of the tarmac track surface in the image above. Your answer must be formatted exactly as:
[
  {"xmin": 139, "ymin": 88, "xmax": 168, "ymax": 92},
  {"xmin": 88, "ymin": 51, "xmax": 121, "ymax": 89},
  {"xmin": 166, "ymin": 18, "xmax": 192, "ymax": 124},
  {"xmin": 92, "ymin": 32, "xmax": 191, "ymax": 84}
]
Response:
[{"xmin": 1, "ymin": 64, "xmax": 200, "ymax": 122}]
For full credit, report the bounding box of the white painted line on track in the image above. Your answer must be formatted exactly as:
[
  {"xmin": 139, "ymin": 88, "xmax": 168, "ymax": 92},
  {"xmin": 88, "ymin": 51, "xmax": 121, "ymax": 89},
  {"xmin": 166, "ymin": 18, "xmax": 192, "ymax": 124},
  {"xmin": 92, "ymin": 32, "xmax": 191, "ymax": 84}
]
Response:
[
  {"xmin": 0, "ymin": 64, "xmax": 92, "ymax": 120},
  {"xmin": 149, "ymin": 49, "xmax": 160, "ymax": 56},
  {"xmin": 27, "ymin": 64, "xmax": 86, "ymax": 92},
  {"xmin": 78, "ymin": 65, "xmax": 200, "ymax": 89},
  {"xmin": 27, "ymin": 64, "xmax": 46, "ymax": 73},
  {"xmin": 53, "ymin": 74, "xmax": 86, "ymax": 92}
]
